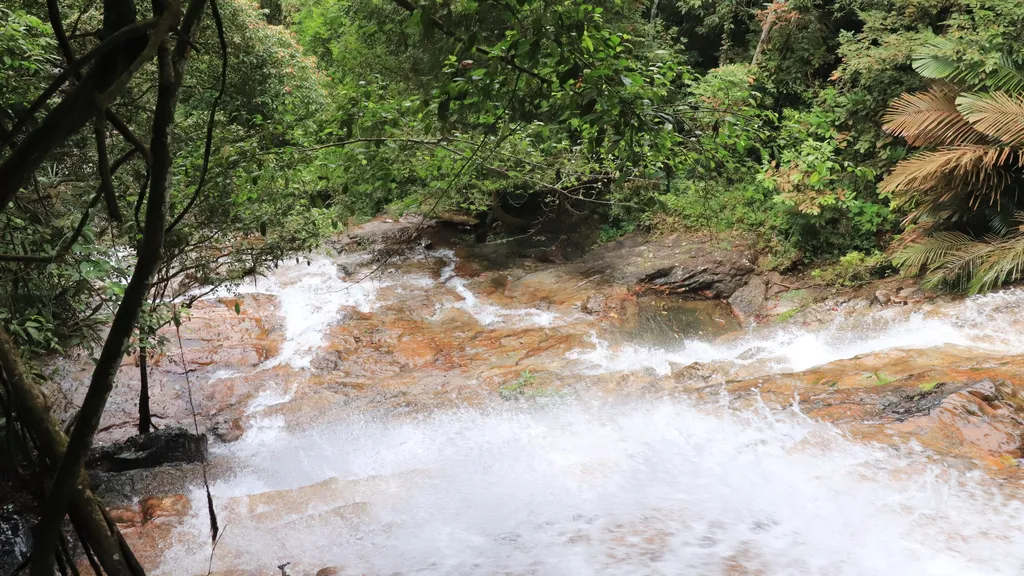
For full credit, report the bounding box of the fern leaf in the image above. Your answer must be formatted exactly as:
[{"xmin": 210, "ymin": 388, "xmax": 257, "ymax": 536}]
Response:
[
  {"xmin": 957, "ymin": 92, "xmax": 1024, "ymax": 145},
  {"xmin": 882, "ymin": 86, "xmax": 984, "ymax": 146}
]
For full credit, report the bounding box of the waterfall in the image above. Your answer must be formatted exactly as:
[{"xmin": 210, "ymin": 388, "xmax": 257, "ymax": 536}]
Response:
[{"xmin": 144, "ymin": 252, "xmax": 1024, "ymax": 575}]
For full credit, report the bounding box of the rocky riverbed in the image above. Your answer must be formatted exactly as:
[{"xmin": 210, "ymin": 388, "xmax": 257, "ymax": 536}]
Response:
[{"xmin": 35, "ymin": 218, "xmax": 1024, "ymax": 575}]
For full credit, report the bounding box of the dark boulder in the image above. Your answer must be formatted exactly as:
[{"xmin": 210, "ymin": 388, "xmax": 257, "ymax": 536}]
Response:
[
  {"xmin": 576, "ymin": 233, "xmax": 756, "ymax": 299},
  {"xmin": 86, "ymin": 427, "xmax": 207, "ymax": 473}
]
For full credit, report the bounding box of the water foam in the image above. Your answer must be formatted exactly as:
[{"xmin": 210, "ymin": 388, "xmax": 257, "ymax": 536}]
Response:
[
  {"xmin": 433, "ymin": 249, "xmax": 563, "ymax": 327},
  {"xmin": 267, "ymin": 258, "xmax": 389, "ymax": 369},
  {"xmin": 572, "ymin": 288, "xmax": 1024, "ymax": 376},
  {"xmin": 159, "ymin": 400, "xmax": 1024, "ymax": 576}
]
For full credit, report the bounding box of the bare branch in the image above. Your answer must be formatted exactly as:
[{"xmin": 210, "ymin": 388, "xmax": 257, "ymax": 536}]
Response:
[{"xmin": 94, "ymin": 115, "xmax": 123, "ymax": 223}]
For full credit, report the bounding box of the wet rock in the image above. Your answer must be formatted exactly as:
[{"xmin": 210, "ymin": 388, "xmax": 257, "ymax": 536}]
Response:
[
  {"xmin": 0, "ymin": 514, "xmax": 32, "ymax": 574},
  {"xmin": 728, "ymin": 275, "xmax": 767, "ymax": 326},
  {"xmin": 87, "ymin": 427, "xmax": 207, "ymax": 472},
  {"xmin": 880, "ymin": 383, "xmax": 951, "ymax": 421},
  {"xmin": 332, "ymin": 215, "xmax": 430, "ymax": 253},
  {"xmin": 873, "ymin": 289, "xmax": 906, "ymax": 306},
  {"xmin": 141, "ymin": 494, "xmax": 192, "ymax": 523},
  {"xmin": 898, "ymin": 285, "xmax": 922, "ymax": 300},
  {"xmin": 581, "ymin": 293, "xmax": 607, "ymax": 314},
  {"xmin": 212, "ymin": 415, "xmax": 245, "ymax": 443},
  {"xmin": 618, "ymin": 297, "xmax": 640, "ymax": 331},
  {"xmin": 107, "ymin": 505, "xmax": 144, "ymax": 526},
  {"xmin": 966, "ymin": 379, "xmax": 1000, "ymax": 403},
  {"xmin": 332, "ymin": 215, "xmax": 471, "ymax": 256},
  {"xmin": 578, "ymin": 233, "xmax": 756, "ymax": 298},
  {"xmin": 764, "ymin": 271, "xmax": 789, "ymax": 297},
  {"xmin": 668, "ymin": 361, "xmax": 720, "ymax": 388},
  {"xmin": 90, "ymin": 462, "xmax": 206, "ymax": 509}
]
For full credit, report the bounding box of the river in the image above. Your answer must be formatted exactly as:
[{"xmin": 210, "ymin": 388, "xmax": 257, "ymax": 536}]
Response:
[{"xmin": 95, "ymin": 248, "xmax": 1024, "ymax": 575}]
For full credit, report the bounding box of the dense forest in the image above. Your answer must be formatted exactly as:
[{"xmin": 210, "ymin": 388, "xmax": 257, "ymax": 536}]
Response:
[{"xmin": 1, "ymin": 0, "xmax": 1024, "ymax": 572}]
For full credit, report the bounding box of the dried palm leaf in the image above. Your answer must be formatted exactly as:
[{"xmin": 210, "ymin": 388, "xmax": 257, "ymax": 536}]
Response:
[
  {"xmin": 957, "ymin": 92, "xmax": 1024, "ymax": 146},
  {"xmin": 880, "ymin": 146, "xmax": 1018, "ymax": 207},
  {"xmin": 882, "ymin": 86, "xmax": 984, "ymax": 146}
]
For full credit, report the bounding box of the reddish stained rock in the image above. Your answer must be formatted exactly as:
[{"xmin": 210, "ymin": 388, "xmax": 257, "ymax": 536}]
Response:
[
  {"xmin": 714, "ymin": 346, "xmax": 1024, "ymax": 468},
  {"xmin": 141, "ymin": 494, "xmax": 192, "ymax": 524},
  {"xmin": 107, "ymin": 504, "xmax": 143, "ymax": 527}
]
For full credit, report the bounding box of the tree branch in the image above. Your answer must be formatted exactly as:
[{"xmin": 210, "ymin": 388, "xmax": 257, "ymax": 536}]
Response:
[
  {"xmin": 94, "ymin": 114, "xmax": 123, "ymax": 223},
  {"xmin": 0, "ymin": 18, "xmax": 159, "ymax": 154},
  {"xmin": 106, "ymin": 110, "xmax": 152, "ymax": 164},
  {"xmin": 96, "ymin": 8, "xmax": 179, "ymax": 108},
  {"xmin": 0, "ymin": 150, "xmax": 136, "ymax": 265},
  {"xmin": 0, "ymin": 16, "xmax": 163, "ymax": 215},
  {"xmin": 45, "ymin": 0, "xmax": 76, "ymax": 66},
  {"xmin": 0, "ymin": 329, "xmax": 135, "ymax": 576}
]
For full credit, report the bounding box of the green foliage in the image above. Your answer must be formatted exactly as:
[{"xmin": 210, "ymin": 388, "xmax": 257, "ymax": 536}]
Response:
[
  {"xmin": 811, "ymin": 250, "xmax": 888, "ymax": 287},
  {"xmin": 761, "ymin": 94, "xmax": 892, "ymax": 257},
  {"xmin": 0, "ymin": 8, "xmax": 56, "ymax": 111},
  {"xmin": 0, "ymin": 0, "xmax": 335, "ymax": 354},
  {"xmin": 6, "ymin": 0, "xmax": 1022, "ymax": 363},
  {"xmin": 774, "ymin": 304, "xmax": 807, "ymax": 323}
]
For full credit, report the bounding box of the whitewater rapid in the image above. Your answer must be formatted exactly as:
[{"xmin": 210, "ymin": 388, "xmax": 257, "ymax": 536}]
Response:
[{"xmin": 155, "ymin": 255, "xmax": 1024, "ymax": 575}]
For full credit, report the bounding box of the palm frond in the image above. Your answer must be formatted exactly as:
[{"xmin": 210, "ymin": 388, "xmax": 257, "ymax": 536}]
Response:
[
  {"xmin": 913, "ymin": 38, "xmax": 1024, "ymax": 93},
  {"xmin": 880, "ymin": 146, "xmax": 1019, "ymax": 209},
  {"xmin": 882, "ymin": 86, "xmax": 985, "ymax": 146},
  {"xmin": 921, "ymin": 237, "xmax": 991, "ymax": 292},
  {"xmin": 988, "ymin": 207, "xmax": 1017, "ymax": 236},
  {"xmin": 912, "ymin": 37, "xmax": 960, "ymax": 81},
  {"xmin": 957, "ymin": 92, "xmax": 1024, "ymax": 145},
  {"xmin": 967, "ymin": 233, "xmax": 1024, "ymax": 292},
  {"xmin": 977, "ymin": 53, "xmax": 1024, "ymax": 93},
  {"xmin": 894, "ymin": 226, "xmax": 1024, "ymax": 293},
  {"xmin": 892, "ymin": 230, "xmax": 976, "ymax": 277}
]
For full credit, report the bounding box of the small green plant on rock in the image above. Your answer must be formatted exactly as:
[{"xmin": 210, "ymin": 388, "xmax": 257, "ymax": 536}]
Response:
[
  {"xmin": 870, "ymin": 371, "xmax": 896, "ymax": 386},
  {"xmin": 499, "ymin": 370, "xmax": 557, "ymax": 400},
  {"xmin": 811, "ymin": 251, "xmax": 888, "ymax": 287}
]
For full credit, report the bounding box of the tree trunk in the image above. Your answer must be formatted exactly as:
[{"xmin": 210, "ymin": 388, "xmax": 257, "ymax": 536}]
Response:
[
  {"xmin": 0, "ymin": 329, "xmax": 136, "ymax": 576},
  {"xmin": 138, "ymin": 344, "xmax": 151, "ymax": 435},
  {"xmin": 751, "ymin": 5, "xmax": 778, "ymax": 68}
]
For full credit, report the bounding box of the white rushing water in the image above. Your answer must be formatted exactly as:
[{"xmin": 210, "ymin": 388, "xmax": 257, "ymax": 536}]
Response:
[
  {"xmin": 155, "ymin": 258, "xmax": 1024, "ymax": 575},
  {"xmin": 572, "ymin": 288, "xmax": 1024, "ymax": 376},
  {"xmin": 162, "ymin": 401, "xmax": 1024, "ymax": 575}
]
